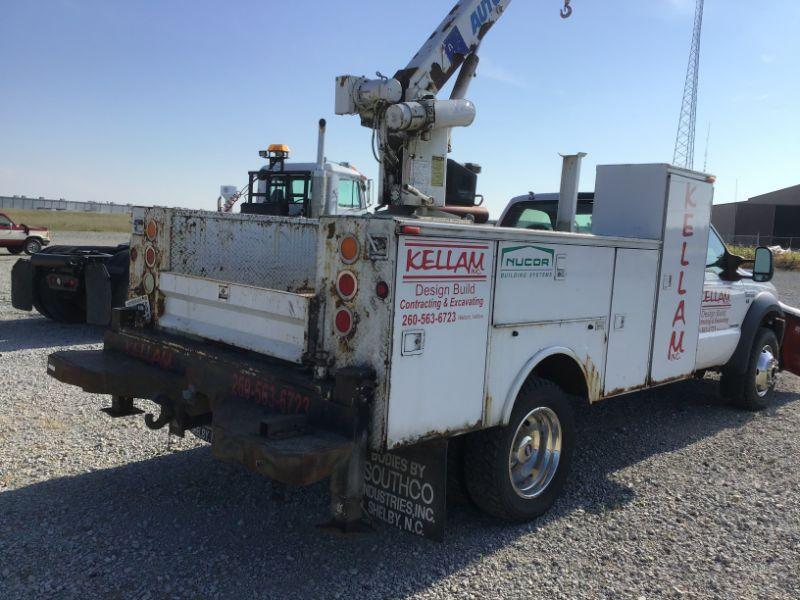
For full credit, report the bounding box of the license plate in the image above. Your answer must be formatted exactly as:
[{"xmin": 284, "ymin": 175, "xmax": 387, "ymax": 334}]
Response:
[{"xmin": 190, "ymin": 426, "xmax": 213, "ymax": 443}]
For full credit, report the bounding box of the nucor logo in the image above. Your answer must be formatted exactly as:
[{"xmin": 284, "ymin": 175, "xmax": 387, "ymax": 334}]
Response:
[
  {"xmin": 470, "ymin": 0, "xmax": 502, "ymax": 35},
  {"xmin": 500, "ymin": 245, "xmax": 554, "ymax": 270},
  {"xmin": 405, "ymin": 248, "xmax": 485, "ymax": 275},
  {"xmin": 504, "ymin": 256, "xmax": 550, "ymax": 268}
]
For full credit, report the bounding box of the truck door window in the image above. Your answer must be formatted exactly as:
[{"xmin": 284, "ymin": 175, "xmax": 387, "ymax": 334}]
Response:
[
  {"xmin": 706, "ymin": 229, "xmax": 727, "ymax": 274},
  {"xmin": 338, "ymin": 178, "xmax": 358, "ymax": 208},
  {"xmin": 0, "ymin": 215, "xmax": 11, "ymax": 228},
  {"xmin": 289, "ymin": 176, "xmax": 311, "ymax": 205}
]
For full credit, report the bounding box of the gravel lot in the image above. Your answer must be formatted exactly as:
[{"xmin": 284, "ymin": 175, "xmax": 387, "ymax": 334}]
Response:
[{"xmin": 1, "ymin": 233, "xmax": 799, "ymax": 599}]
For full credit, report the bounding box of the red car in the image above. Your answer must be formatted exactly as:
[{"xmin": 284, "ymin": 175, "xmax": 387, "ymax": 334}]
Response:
[{"xmin": 0, "ymin": 211, "xmax": 51, "ymax": 254}]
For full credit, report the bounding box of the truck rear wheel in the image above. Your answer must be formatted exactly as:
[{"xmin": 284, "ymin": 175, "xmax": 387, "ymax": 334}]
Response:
[
  {"xmin": 464, "ymin": 377, "xmax": 574, "ymax": 521},
  {"xmin": 720, "ymin": 327, "xmax": 779, "ymax": 411}
]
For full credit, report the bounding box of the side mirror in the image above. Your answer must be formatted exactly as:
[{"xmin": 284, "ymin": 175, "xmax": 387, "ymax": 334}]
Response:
[{"xmin": 753, "ymin": 246, "xmax": 774, "ymax": 283}]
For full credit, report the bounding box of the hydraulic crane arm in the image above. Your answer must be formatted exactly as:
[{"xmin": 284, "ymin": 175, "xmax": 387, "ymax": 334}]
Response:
[
  {"xmin": 393, "ymin": 0, "xmax": 514, "ymax": 102},
  {"xmin": 335, "ymin": 0, "xmax": 572, "ymax": 211}
]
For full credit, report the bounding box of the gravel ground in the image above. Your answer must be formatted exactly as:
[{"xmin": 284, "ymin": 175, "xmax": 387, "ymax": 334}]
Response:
[{"xmin": 1, "ymin": 233, "xmax": 799, "ymax": 599}]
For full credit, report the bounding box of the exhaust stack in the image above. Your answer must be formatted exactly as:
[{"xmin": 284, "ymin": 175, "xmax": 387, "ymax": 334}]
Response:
[
  {"xmin": 316, "ymin": 118, "xmax": 326, "ymax": 166},
  {"xmin": 556, "ymin": 152, "xmax": 587, "ymax": 233}
]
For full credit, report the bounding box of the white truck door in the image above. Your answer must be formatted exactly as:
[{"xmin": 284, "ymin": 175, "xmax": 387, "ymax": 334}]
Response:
[
  {"xmin": 603, "ymin": 248, "xmax": 659, "ymax": 395},
  {"xmin": 386, "ymin": 236, "xmax": 495, "ymax": 448},
  {"xmin": 649, "ymin": 173, "xmax": 713, "ymax": 384},
  {"xmin": 695, "ymin": 229, "xmax": 748, "ymax": 370}
]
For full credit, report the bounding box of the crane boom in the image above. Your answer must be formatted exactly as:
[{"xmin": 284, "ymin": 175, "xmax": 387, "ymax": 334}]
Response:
[
  {"xmin": 335, "ymin": 0, "xmax": 569, "ymax": 212},
  {"xmin": 393, "ymin": 0, "xmax": 513, "ymax": 102}
]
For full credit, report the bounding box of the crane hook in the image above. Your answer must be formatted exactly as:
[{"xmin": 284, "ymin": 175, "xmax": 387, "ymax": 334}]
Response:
[{"xmin": 560, "ymin": 0, "xmax": 573, "ymax": 18}]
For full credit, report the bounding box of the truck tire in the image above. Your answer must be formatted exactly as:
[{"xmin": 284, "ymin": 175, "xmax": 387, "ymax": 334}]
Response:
[
  {"xmin": 464, "ymin": 377, "xmax": 574, "ymax": 521},
  {"xmin": 24, "ymin": 237, "xmax": 43, "ymax": 255},
  {"xmin": 34, "ymin": 275, "xmax": 85, "ymax": 323},
  {"xmin": 720, "ymin": 327, "xmax": 779, "ymax": 411},
  {"xmin": 8, "ymin": 246, "xmax": 24, "ymax": 255}
]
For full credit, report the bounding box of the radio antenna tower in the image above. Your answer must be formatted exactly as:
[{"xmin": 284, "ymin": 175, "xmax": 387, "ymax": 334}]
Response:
[{"xmin": 672, "ymin": 0, "xmax": 704, "ymax": 169}]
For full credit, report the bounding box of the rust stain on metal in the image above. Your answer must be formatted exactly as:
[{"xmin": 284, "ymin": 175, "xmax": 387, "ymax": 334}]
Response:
[
  {"xmin": 649, "ymin": 374, "xmax": 691, "ymax": 387},
  {"xmin": 581, "ymin": 356, "xmax": 603, "ymax": 402},
  {"xmin": 477, "ymin": 19, "xmax": 496, "ymax": 41},
  {"xmin": 391, "ymin": 417, "xmax": 483, "ymax": 450}
]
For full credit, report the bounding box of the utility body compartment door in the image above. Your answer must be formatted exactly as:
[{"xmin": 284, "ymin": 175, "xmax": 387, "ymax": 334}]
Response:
[
  {"xmin": 486, "ymin": 241, "xmax": 615, "ymax": 423},
  {"xmin": 650, "ymin": 174, "xmax": 713, "ymax": 383},
  {"xmin": 603, "ymin": 249, "xmax": 658, "ymax": 395},
  {"xmin": 386, "ymin": 236, "xmax": 494, "ymax": 448}
]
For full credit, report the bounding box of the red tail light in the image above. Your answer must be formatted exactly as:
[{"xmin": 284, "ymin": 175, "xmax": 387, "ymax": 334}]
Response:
[
  {"xmin": 336, "ymin": 271, "xmax": 357, "ymax": 300},
  {"xmin": 334, "ymin": 308, "xmax": 353, "ymax": 334},
  {"xmin": 144, "ymin": 245, "xmax": 157, "ymax": 268},
  {"xmin": 47, "ymin": 274, "xmax": 79, "ymax": 290}
]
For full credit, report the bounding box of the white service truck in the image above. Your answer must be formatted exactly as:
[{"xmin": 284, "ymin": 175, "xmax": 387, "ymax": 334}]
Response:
[{"xmin": 47, "ymin": 0, "xmax": 799, "ymax": 540}]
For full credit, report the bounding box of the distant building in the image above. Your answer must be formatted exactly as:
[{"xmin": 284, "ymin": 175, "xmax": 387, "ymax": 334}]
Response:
[
  {"xmin": 0, "ymin": 194, "xmax": 131, "ymax": 214},
  {"xmin": 712, "ymin": 184, "xmax": 800, "ymax": 247}
]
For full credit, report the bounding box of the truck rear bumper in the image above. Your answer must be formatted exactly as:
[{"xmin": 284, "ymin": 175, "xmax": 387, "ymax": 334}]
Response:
[{"xmin": 47, "ymin": 328, "xmax": 370, "ymax": 488}]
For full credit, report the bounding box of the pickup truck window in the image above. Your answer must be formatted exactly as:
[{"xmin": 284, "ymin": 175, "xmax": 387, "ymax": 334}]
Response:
[
  {"xmin": 0, "ymin": 215, "xmax": 12, "ymax": 227},
  {"xmin": 706, "ymin": 228, "xmax": 727, "ymax": 273},
  {"xmin": 500, "ymin": 199, "xmax": 593, "ymax": 232},
  {"xmin": 516, "ymin": 208, "xmax": 554, "ymax": 230}
]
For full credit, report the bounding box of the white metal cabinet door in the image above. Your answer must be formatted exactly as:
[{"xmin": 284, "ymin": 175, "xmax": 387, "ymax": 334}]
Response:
[
  {"xmin": 603, "ymin": 249, "xmax": 659, "ymax": 395},
  {"xmin": 386, "ymin": 236, "xmax": 495, "ymax": 448},
  {"xmin": 650, "ymin": 175, "xmax": 713, "ymax": 383}
]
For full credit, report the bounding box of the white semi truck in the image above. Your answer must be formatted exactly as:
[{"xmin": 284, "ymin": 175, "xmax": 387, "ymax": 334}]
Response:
[{"xmin": 47, "ymin": 0, "xmax": 798, "ymax": 540}]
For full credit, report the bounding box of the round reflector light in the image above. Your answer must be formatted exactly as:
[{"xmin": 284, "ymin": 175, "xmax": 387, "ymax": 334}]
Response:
[
  {"xmin": 336, "ymin": 271, "xmax": 357, "ymax": 300},
  {"xmin": 145, "ymin": 245, "xmax": 157, "ymax": 268},
  {"xmin": 145, "ymin": 219, "xmax": 158, "ymax": 241},
  {"xmin": 375, "ymin": 281, "xmax": 389, "ymax": 300},
  {"xmin": 143, "ymin": 272, "xmax": 156, "ymax": 294},
  {"xmin": 339, "ymin": 235, "xmax": 359, "ymax": 264},
  {"xmin": 334, "ymin": 308, "xmax": 353, "ymax": 334}
]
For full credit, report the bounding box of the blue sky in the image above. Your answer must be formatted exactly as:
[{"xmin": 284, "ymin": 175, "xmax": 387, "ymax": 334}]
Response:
[{"xmin": 1, "ymin": 0, "xmax": 798, "ymax": 217}]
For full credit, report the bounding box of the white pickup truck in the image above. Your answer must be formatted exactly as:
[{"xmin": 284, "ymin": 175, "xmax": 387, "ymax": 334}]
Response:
[{"xmin": 47, "ymin": 162, "xmax": 798, "ymax": 540}]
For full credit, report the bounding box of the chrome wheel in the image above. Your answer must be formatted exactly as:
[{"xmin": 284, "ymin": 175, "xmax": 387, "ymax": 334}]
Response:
[
  {"xmin": 508, "ymin": 406, "xmax": 562, "ymax": 499},
  {"xmin": 755, "ymin": 345, "xmax": 778, "ymax": 397}
]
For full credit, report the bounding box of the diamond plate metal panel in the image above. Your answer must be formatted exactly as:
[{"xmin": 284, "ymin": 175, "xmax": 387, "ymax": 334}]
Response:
[{"xmin": 169, "ymin": 210, "xmax": 318, "ymax": 292}]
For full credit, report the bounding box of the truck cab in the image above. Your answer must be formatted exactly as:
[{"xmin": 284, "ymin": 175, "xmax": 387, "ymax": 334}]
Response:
[{"xmin": 241, "ymin": 159, "xmax": 370, "ymax": 218}]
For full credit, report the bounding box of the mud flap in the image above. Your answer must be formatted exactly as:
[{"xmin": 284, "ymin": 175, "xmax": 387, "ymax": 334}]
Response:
[
  {"xmin": 85, "ymin": 262, "xmax": 112, "ymax": 325},
  {"xmin": 780, "ymin": 303, "xmax": 800, "ymax": 376},
  {"xmin": 11, "ymin": 259, "xmax": 34, "ymax": 311},
  {"xmin": 363, "ymin": 440, "xmax": 447, "ymax": 541}
]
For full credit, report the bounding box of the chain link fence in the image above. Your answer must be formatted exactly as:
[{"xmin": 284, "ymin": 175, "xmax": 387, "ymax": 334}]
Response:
[{"xmin": 720, "ymin": 234, "xmax": 800, "ymax": 250}]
